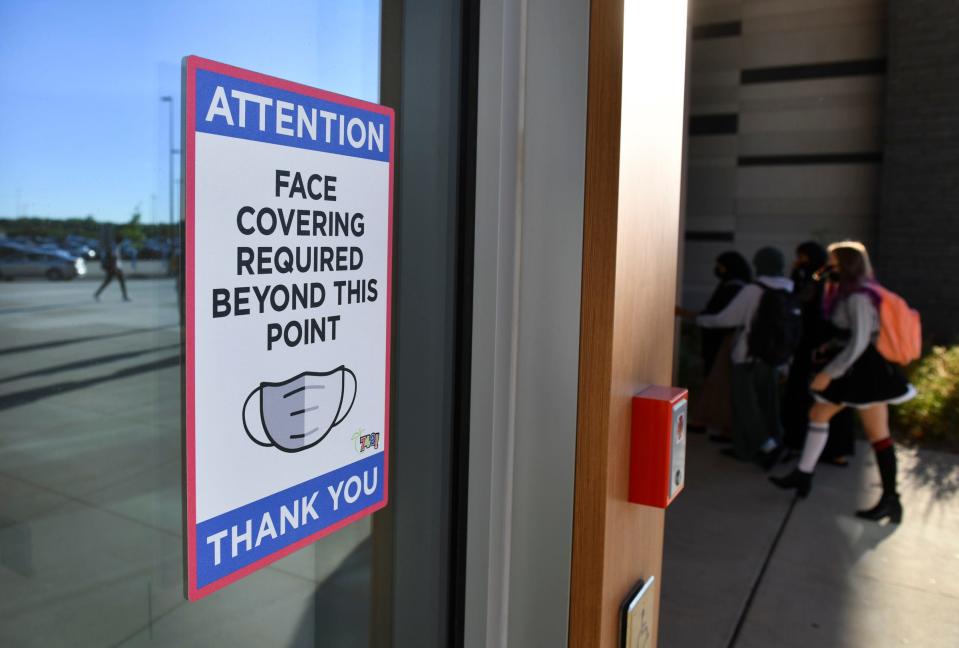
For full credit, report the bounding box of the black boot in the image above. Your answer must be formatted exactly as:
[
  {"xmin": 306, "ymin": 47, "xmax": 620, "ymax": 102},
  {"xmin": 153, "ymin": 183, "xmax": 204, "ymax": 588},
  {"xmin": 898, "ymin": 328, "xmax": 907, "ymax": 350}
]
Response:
[
  {"xmin": 856, "ymin": 493, "xmax": 903, "ymax": 523},
  {"xmin": 769, "ymin": 469, "xmax": 812, "ymax": 498},
  {"xmin": 857, "ymin": 441, "xmax": 903, "ymax": 523}
]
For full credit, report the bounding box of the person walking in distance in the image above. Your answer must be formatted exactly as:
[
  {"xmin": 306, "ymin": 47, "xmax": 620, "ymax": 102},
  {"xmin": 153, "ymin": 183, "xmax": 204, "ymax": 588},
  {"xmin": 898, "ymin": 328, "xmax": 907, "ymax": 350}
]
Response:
[
  {"xmin": 771, "ymin": 241, "xmax": 916, "ymax": 523},
  {"xmin": 94, "ymin": 234, "xmax": 131, "ymax": 302}
]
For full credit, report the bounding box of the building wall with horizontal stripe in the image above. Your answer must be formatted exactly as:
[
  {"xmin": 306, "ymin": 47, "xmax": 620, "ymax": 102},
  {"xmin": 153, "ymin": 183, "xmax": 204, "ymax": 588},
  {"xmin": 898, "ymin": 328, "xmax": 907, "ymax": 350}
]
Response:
[{"xmin": 683, "ymin": 0, "xmax": 885, "ymax": 309}]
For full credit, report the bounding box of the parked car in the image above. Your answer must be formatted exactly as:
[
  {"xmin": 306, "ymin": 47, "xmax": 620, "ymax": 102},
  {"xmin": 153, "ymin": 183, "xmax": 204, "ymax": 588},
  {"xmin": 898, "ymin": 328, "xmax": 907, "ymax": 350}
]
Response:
[
  {"xmin": 64, "ymin": 243, "xmax": 98, "ymax": 260},
  {"xmin": 139, "ymin": 238, "xmax": 171, "ymax": 259},
  {"xmin": 64, "ymin": 235, "xmax": 101, "ymax": 259},
  {"xmin": 0, "ymin": 243, "xmax": 86, "ymax": 280}
]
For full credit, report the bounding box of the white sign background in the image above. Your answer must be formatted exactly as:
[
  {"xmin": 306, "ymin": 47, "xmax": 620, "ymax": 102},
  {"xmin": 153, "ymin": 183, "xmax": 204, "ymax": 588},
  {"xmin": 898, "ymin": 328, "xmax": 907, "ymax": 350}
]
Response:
[{"xmin": 194, "ymin": 133, "xmax": 389, "ymax": 520}]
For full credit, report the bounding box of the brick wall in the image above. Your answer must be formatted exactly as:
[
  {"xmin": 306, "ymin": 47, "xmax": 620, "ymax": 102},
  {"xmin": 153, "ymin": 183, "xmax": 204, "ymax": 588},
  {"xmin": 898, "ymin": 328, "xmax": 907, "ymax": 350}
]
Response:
[{"xmin": 879, "ymin": 1, "xmax": 959, "ymax": 344}]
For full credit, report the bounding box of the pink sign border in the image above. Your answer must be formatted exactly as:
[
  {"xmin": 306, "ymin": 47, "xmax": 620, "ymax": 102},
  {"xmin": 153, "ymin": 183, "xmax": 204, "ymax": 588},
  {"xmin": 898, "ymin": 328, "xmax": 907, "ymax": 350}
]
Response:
[{"xmin": 183, "ymin": 55, "xmax": 394, "ymax": 601}]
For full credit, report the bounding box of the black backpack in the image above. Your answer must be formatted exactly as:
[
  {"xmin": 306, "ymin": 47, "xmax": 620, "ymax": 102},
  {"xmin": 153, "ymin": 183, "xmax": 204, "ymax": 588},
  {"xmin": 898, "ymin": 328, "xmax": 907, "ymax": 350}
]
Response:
[{"xmin": 747, "ymin": 284, "xmax": 802, "ymax": 365}]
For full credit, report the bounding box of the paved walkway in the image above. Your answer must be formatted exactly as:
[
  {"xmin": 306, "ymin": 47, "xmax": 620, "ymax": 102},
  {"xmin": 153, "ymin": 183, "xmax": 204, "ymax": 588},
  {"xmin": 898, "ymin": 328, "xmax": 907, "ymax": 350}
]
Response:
[
  {"xmin": 660, "ymin": 433, "xmax": 959, "ymax": 648},
  {"xmin": 0, "ymin": 279, "xmax": 369, "ymax": 646}
]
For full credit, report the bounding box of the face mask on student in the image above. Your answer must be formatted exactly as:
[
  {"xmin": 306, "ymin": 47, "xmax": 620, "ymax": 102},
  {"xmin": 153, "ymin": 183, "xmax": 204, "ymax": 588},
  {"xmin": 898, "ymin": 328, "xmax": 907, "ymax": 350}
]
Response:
[{"xmin": 816, "ymin": 265, "xmax": 840, "ymax": 283}]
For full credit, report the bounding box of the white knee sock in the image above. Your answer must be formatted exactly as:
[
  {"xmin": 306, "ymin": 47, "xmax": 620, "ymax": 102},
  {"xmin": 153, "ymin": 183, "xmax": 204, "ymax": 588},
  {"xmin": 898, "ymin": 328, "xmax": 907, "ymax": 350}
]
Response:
[{"xmin": 798, "ymin": 422, "xmax": 829, "ymax": 473}]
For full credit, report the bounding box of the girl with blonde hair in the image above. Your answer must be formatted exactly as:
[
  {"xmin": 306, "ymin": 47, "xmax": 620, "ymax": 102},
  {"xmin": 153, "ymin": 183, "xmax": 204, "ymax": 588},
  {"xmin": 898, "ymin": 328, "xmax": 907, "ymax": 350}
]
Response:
[{"xmin": 771, "ymin": 241, "xmax": 916, "ymax": 523}]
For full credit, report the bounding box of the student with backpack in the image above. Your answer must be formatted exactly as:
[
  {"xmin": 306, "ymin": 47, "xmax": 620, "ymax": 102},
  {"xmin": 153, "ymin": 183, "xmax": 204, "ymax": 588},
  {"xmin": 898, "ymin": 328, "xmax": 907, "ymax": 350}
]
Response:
[
  {"xmin": 682, "ymin": 247, "xmax": 799, "ymax": 466},
  {"xmin": 688, "ymin": 251, "xmax": 752, "ymax": 442},
  {"xmin": 771, "ymin": 241, "xmax": 918, "ymax": 524}
]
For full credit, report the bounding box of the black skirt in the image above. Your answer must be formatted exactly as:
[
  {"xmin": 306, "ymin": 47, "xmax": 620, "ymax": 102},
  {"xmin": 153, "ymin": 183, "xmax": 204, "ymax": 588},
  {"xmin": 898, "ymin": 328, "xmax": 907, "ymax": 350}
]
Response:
[{"xmin": 813, "ymin": 344, "xmax": 916, "ymax": 409}]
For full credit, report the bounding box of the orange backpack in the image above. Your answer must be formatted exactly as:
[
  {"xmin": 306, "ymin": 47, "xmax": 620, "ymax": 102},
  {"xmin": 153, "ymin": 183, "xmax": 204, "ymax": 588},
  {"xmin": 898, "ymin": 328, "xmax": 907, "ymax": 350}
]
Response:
[{"xmin": 873, "ymin": 283, "xmax": 922, "ymax": 365}]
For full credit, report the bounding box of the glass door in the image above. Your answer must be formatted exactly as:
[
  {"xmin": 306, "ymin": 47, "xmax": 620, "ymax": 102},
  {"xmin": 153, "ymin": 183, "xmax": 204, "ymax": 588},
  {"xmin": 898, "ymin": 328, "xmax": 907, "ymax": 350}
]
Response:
[{"xmin": 0, "ymin": 1, "xmax": 474, "ymax": 646}]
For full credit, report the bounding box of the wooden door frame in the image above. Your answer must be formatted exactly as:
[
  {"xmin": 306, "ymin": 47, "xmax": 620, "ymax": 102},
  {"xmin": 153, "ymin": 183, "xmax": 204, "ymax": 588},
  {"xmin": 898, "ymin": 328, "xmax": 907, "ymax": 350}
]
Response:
[{"xmin": 569, "ymin": 1, "xmax": 690, "ymax": 646}]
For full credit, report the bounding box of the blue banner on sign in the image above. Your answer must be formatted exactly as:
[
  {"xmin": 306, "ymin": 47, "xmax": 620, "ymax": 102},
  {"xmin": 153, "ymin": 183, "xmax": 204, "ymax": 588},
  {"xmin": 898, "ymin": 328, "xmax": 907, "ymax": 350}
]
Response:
[
  {"xmin": 195, "ymin": 452, "xmax": 384, "ymax": 588},
  {"xmin": 195, "ymin": 69, "xmax": 390, "ymax": 162}
]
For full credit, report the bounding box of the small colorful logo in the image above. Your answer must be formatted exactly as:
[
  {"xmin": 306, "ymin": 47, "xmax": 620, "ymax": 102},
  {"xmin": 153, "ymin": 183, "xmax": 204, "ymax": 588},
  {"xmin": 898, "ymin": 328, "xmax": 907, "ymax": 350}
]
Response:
[{"xmin": 352, "ymin": 428, "xmax": 381, "ymax": 453}]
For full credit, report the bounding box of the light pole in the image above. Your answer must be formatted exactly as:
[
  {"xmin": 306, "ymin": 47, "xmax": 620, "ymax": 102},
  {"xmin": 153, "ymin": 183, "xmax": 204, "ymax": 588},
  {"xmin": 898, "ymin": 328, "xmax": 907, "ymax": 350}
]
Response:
[{"xmin": 160, "ymin": 96, "xmax": 180, "ymax": 249}]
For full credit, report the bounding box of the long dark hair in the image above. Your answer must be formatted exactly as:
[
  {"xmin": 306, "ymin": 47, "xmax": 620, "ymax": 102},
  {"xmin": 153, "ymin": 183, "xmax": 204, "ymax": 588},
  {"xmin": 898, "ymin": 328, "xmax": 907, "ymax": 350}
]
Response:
[
  {"xmin": 795, "ymin": 241, "xmax": 828, "ymax": 275},
  {"xmin": 715, "ymin": 251, "xmax": 751, "ymax": 284},
  {"xmin": 703, "ymin": 251, "xmax": 751, "ymax": 317}
]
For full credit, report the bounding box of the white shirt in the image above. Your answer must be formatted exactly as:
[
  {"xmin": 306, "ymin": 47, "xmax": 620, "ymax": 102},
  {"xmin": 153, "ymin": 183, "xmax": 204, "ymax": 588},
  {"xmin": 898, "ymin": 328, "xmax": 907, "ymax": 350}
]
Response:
[{"xmin": 696, "ymin": 275, "xmax": 795, "ymax": 364}]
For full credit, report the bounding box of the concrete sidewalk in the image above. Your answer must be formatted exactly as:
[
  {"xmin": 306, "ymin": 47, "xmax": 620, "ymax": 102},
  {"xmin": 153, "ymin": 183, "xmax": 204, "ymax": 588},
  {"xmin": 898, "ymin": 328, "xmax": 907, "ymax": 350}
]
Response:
[
  {"xmin": 660, "ymin": 433, "xmax": 959, "ymax": 648},
  {"xmin": 0, "ymin": 279, "xmax": 370, "ymax": 646}
]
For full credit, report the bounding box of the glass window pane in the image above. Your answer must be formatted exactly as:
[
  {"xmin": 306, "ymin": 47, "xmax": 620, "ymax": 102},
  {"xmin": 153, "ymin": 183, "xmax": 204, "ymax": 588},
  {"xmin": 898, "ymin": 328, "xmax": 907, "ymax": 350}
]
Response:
[{"xmin": 0, "ymin": 2, "xmax": 380, "ymax": 646}]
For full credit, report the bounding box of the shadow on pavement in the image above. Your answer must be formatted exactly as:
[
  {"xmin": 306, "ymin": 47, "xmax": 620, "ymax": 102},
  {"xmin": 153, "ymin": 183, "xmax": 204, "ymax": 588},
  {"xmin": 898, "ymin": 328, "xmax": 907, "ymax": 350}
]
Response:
[
  {"xmin": 0, "ymin": 343, "xmax": 181, "ymax": 385},
  {"xmin": 0, "ymin": 325, "xmax": 178, "ymax": 357},
  {"xmin": 0, "ymin": 300, "xmax": 96, "ymax": 317},
  {"xmin": 0, "ymin": 355, "xmax": 180, "ymax": 412},
  {"xmin": 906, "ymin": 449, "xmax": 959, "ymax": 501},
  {"xmin": 666, "ymin": 437, "xmax": 959, "ymax": 648}
]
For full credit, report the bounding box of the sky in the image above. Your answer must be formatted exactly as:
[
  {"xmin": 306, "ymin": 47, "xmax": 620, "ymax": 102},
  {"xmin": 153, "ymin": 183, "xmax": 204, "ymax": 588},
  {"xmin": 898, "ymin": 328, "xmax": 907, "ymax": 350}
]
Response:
[{"xmin": 0, "ymin": 0, "xmax": 380, "ymax": 224}]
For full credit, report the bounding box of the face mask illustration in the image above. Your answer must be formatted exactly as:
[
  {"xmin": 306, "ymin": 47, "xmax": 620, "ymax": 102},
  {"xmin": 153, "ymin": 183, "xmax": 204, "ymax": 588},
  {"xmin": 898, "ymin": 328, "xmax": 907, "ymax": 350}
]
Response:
[{"xmin": 242, "ymin": 366, "xmax": 357, "ymax": 453}]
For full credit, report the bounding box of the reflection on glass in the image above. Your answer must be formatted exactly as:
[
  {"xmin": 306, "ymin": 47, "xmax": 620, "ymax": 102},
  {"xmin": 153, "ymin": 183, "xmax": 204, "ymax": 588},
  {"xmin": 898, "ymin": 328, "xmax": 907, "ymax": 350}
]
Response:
[{"xmin": 0, "ymin": 1, "xmax": 380, "ymax": 645}]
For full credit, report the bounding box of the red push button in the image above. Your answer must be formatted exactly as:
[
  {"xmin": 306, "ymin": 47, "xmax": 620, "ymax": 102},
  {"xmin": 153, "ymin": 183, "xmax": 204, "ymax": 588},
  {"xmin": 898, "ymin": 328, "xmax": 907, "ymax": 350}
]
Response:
[{"xmin": 628, "ymin": 386, "xmax": 688, "ymax": 508}]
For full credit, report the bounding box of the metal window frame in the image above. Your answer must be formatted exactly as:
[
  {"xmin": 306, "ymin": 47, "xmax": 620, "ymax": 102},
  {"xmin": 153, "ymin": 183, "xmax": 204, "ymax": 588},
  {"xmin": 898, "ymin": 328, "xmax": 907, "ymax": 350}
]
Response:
[
  {"xmin": 376, "ymin": 0, "xmax": 479, "ymax": 646},
  {"xmin": 464, "ymin": 1, "xmax": 590, "ymax": 646}
]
